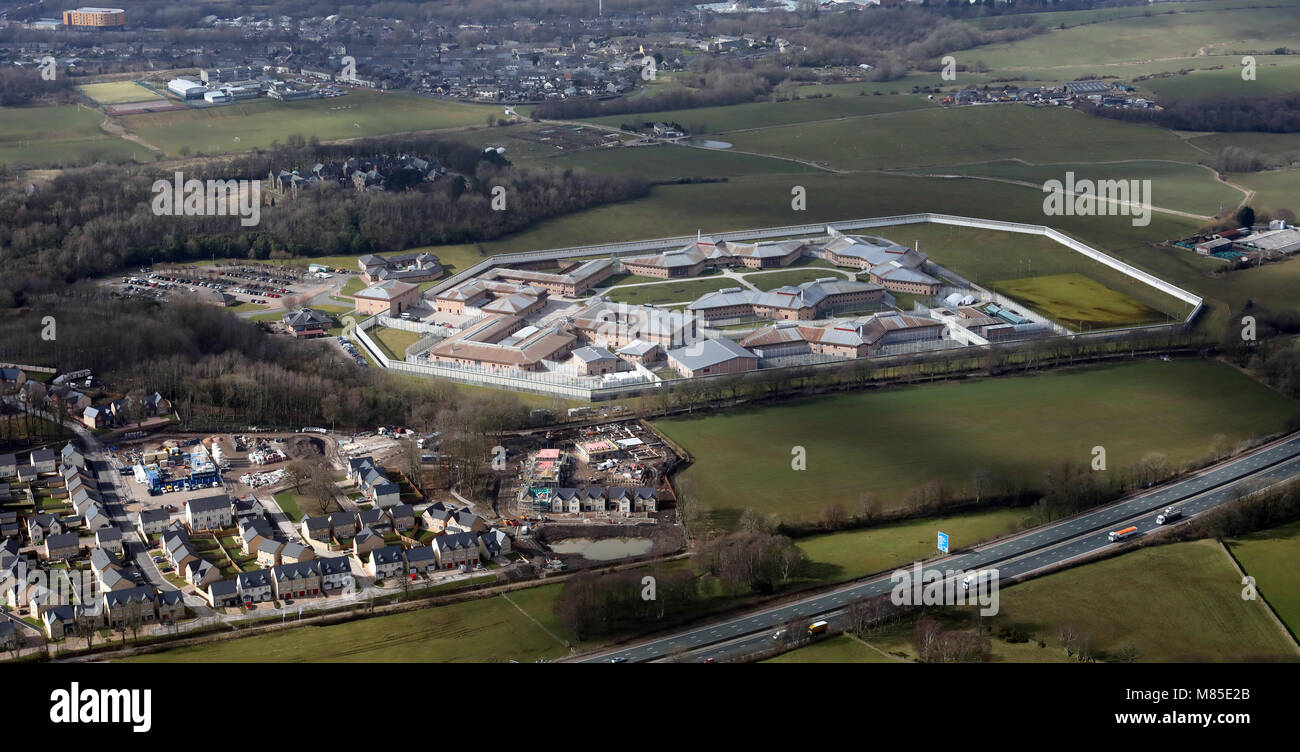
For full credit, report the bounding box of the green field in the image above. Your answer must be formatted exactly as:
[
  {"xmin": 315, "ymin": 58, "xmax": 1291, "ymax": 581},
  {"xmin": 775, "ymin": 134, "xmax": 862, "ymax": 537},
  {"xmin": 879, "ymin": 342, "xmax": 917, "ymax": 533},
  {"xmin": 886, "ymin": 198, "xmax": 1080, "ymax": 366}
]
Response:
[
  {"xmin": 901, "ymin": 159, "xmax": 1241, "ymax": 218},
  {"xmin": 1139, "ymin": 55, "xmax": 1300, "ymax": 100},
  {"xmin": 119, "ymin": 90, "xmax": 498, "ymax": 157},
  {"xmin": 580, "ymin": 91, "xmax": 937, "ymax": 134},
  {"xmin": 1228, "ymin": 518, "xmax": 1300, "ymax": 640},
  {"xmin": 961, "ymin": 5, "xmax": 1300, "ymax": 71},
  {"xmin": 656, "ymin": 360, "xmax": 1295, "ymax": 529},
  {"xmin": 1231, "ymin": 169, "xmax": 1300, "ymax": 218},
  {"xmin": 0, "ymin": 104, "xmax": 141, "ymax": 168},
  {"xmin": 78, "ymin": 80, "xmax": 160, "ymax": 105},
  {"xmin": 370, "ymin": 326, "xmax": 424, "ymax": 360},
  {"xmin": 797, "ymin": 507, "xmax": 1031, "ymax": 583},
  {"xmin": 726, "ymin": 106, "xmax": 1200, "ymax": 171},
  {"xmin": 603, "ymin": 277, "xmax": 735, "ymax": 306},
  {"xmin": 992, "ymin": 273, "xmax": 1171, "ymax": 330},
  {"xmin": 746, "ymin": 268, "xmax": 852, "ymax": 291},
  {"xmin": 530, "ymin": 143, "xmax": 815, "ymax": 180},
  {"xmin": 123, "ymin": 586, "xmax": 579, "ymax": 663},
  {"xmin": 983, "ymin": 539, "xmax": 1297, "ymax": 662}
]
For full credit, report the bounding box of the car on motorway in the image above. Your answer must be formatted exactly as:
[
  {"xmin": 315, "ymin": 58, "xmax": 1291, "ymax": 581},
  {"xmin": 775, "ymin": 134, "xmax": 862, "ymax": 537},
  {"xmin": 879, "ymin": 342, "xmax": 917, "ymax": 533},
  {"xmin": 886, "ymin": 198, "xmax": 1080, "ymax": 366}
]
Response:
[{"xmin": 608, "ymin": 657, "xmax": 626, "ymax": 663}]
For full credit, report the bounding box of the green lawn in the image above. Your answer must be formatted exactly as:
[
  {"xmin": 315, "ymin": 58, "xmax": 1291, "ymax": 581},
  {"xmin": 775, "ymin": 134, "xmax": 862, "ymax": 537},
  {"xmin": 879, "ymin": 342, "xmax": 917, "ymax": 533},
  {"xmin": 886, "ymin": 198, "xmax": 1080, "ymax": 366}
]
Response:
[
  {"xmin": 120, "ymin": 90, "xmax": 500, "ymax": 157},
  {"xmin": 745, "ymin": 268, "xmax": 851, "ymax": 291},
  {"xmin": 992, "ymin": 272, "xmax": 1171, "ymax": 331},
  {"xmin": 122, "ymin": 585, "xmax": 580, "ymax": 662},
  {"xmin": 1228, "ymin": 518, "xmax": 1300, "ymax": 640},
  {"xmin": 272, "ymin": 491, "xmax": 305, "ymax": 522},
  {"xmin": 656, "ymin": 359, "xmax": 1296, "ymax": 529},
  {"xmin": 603, "ymin": 277, "xmax": 736, "ymax": 306},
  {"xmin": 369, "ymin": 326, "xmax": 424, "ymax": 360},
  {"xmin": 0, "ymin": 104, "xmax": 141, "ymax": 168}
]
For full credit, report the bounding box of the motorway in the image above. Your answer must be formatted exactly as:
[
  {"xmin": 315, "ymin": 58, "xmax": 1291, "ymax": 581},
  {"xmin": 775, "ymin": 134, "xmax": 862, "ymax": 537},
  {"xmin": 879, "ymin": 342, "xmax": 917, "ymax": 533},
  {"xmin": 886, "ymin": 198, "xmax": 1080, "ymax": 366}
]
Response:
[{"xmin": 579, "ymin": 432, "xmax": 1300, "ymax": 663}]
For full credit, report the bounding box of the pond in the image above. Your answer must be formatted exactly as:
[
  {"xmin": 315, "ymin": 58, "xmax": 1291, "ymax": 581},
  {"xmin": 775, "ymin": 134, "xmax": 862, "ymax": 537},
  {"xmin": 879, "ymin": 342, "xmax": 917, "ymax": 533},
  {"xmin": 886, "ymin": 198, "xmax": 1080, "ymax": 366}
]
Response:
[
  {"xmin": 686, "ymin": 138, "xmax": 732, "ymax": 150},
  {"xmin": 549, "ymin": 537, "xmax": 654, "ymax": 561}
]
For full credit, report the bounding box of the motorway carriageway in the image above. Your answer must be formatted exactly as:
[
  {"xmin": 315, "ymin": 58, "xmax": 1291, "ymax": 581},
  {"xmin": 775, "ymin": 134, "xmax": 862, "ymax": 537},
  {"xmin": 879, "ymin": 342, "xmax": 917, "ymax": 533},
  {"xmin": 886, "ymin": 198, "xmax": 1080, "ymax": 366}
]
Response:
[{"xmin": 578, "ymin": 433, "xmax": 1300, "ymax": 663}]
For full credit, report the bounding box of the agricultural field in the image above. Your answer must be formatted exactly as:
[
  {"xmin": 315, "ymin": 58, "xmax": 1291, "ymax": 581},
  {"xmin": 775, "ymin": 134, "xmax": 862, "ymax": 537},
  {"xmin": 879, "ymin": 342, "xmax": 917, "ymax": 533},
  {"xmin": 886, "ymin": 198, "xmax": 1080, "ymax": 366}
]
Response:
[
  {"xmin": 980, "ymin": 539, "xmax": 1297, "ymax": 662},
  {"xmin": 1227, "ymin": 518, "xmax": 1300, "ymax": 638},
  {"xmin": 0, "ymin": 104, "xmax": 141, "ymax": 168},
  {"xmin": 1137, "ymin": 55, "xmax": 1300, "ymax": 100},
  {"xmin": 725, "ymin": 106, "xmax": 1201, "ymax": 171},
  {"xmin": 992, "ymin": 273, "xmax": 1171, "ymax": 331},
  {"xmin": 123, "ymin": 586, "xmax": 580, "ymax": 663},
  {"xmin": 579, "ymin": 91, "xmax": 937, "ymax": 134},
  {"xmin": 656, "ymin": 359, "xmax": 1296, "ymax": 530},
  {"xmin": 1231, "ymin": 169, "xmax": 1300, "ymax": 218},
  {"xmin": 958, "ymin": 4, "xmax": 1299, "ymax": 71},
  {"xmin": 532, "ymin": 142, "xmax": 815, "ymax": 180},
  {"xmin": 78, "ymin": 80, "xmax": 159, "ymax": 105},
  {"xmin": 899, "ymin": 159, "xmax": 1242, "ymax": 218},
  {"xmin": 842, "ymin": 538, "xmax": 1296, "ymax": 662},
  {"xmin": 603, "ymin": 277, "xmax": 736, "ymax": 306},
  {"xmin": 117, "ymin": 90, "xmax": 498, "ymax": 157}
]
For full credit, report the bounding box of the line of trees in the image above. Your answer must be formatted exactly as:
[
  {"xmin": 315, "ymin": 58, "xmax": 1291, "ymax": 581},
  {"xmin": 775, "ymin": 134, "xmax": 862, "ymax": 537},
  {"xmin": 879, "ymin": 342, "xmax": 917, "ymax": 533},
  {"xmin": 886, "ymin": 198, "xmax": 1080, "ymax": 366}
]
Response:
[
  {"xmin": 1081, "ymin": 92, "xmax": 1300, "ymax": 134},
  {"xmin": 695, "ymin": 530, "xmax": 807, "ymax": 594}
]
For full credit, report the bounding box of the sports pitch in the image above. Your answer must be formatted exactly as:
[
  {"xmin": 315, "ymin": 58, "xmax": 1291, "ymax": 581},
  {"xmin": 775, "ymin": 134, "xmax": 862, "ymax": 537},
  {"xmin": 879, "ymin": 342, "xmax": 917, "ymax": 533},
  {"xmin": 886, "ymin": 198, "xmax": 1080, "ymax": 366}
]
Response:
[
  {"xmin": 78, "ymin": 80, "xmax": 159, "ymax": 105},
  {"xmin": 991, "ymin": 272, "xmax": 1171, "ymax": 330}
]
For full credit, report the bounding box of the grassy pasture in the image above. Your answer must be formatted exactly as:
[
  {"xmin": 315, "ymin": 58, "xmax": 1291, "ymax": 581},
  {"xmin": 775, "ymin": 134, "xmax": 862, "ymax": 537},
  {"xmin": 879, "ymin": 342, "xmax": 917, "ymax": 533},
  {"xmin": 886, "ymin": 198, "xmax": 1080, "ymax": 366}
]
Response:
[
  {"xmin": 119, "ymin": 90, "xmax": 497, "ymax": 157},
  {"xmin": 0, "ymin": 104, "xmax": 141, "ymax": 168},
  {"xmin": 579, "ymin": 92, "xmax": 937, "ymax": 134},
  {"xmin": 725, "ymin": 105, "xmax": 1201, "ymax": 171},
  {"xmin": 655, "ymin": 360, "xmax": 1295, "ymax": 530},
  {"xmin": 1228, "ymin": 518, "xmax": 1300, "ymax": 640}
]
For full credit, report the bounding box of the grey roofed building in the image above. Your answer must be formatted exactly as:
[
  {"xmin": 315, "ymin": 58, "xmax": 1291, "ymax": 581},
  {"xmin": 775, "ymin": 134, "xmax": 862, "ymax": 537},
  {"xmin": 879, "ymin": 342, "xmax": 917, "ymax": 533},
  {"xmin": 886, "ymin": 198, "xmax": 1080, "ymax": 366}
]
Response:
[
  {"xmin": 433, "ymin": 530, "xmax": 480, "ymax": 553},
  {"xmin": 209, "ymin": 579, "xmax": 238, "ymax": 598},
  {"xmin": 280, "ymin": 541, "xmax": 311, "ymax": 560},
  {"xmin": 570, "ymin": 346, "xmax": 618, "ymax": 364},
  {"xmin": 137, "ymin": 508, "xmax": 170, "ymax": 526},
  {"xmin": 45, "ymin": 531, "xmax": 80, "ymax": 550},
  {"xmin": 30, "ymin": 447, "xmax": 56, "ymax": 467},
  {"xmin": 371, "ymin": 544, "xmax": 405, "ymax": 567},
  {"xmin": 405, "ymin": 545, "xmax": 436, "ymax": 566},
  {"xmin": 317, "ymin": 556, "xmax": 352, "ymax": 577},
  {"xmin": 282, "ymin": 307, "xmax": 334, "ymax": 329},
  {"xmin": 666, "ymin": 337, "xmax": 756, "ymax": 372},
  {"xmin": 271, "ymin": 559, "xmax": 321, "ymax": 582},
  {"xmin": 237, "ymin": 569, "xmax": 272, "ymax": 590},
  {"xmin": 188, "ymin": 494, "xmax": 231, "ymax": 513},
  {"xmin": 95, "ymin": 527, "xmax": 123, "ymax": 544},
  {"xmin": 103, "ymin": 585, "xmax": 155, "ymax": 609}
]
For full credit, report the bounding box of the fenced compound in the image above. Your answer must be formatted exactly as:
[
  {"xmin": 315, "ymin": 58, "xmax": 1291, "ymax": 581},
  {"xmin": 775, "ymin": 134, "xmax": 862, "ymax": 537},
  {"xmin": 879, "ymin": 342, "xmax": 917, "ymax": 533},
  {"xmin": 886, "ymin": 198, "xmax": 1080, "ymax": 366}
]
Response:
[{"xmin": 352, "ymin": 213, "xmax": 1203, "ymax": 401}]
